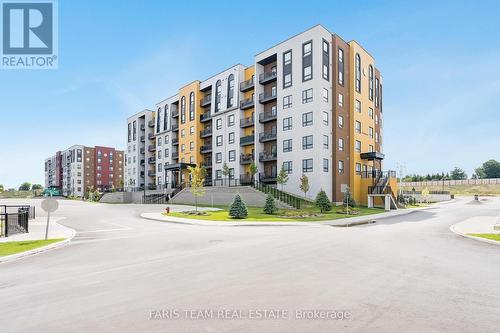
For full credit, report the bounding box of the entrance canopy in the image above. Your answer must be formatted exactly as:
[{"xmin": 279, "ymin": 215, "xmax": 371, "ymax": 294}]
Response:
[{"xmin": 360, "ymin": 151, "xmax": 385, "ymax": 161}]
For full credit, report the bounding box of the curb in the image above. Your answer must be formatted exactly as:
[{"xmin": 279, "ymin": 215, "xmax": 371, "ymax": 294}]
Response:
[
  {"xmin": 449, "ymin": 224, "xmax": 500, "ymax": 246},
  {"xmin": 0, "ymin": 221, "xmax": 77, "ymax": 264}
]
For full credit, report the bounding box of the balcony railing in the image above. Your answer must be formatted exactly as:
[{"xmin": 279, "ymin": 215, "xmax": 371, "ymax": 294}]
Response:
[
  {"xmin": 140, "ymin": 159, "xmax": 145, "ymax": 166},
  {"xmin": 240, "ymin": 77, "xmax": 255, "ymax": 92},
  {"xmin": 172, "ymin": 124, "xmax": 179, "ymax": 131},
  {"xmin": 148, "ymin": 145, "xmax": 155, "ymax": 152},
  {"xmin": 259, "ymin": 110, "xmax": 277, "ymax": 123},
  {"xmin": 172, "ymin": 151, "xmax": 179, "ymax": 159},
  {"xmin": 148, "ymin": 170, "xmax": 156, "ymax": 177},
  {"xmin": 240, "ymin": 115, "xmax": 254, "ymax": 128},
  {"xmin": 259, "ymin": 70, "xmax": 277, "ymax": 84},
  {"xmin": 148, "ymin": 132, "xmax": 155, "ymax": 139},
  {"xmin": 240, "ymin": 153, "xmax": 253, "ymax": 165},
  {"xmin": 200, "ymin": 112, "xmax": 212, "ymax": 122},
  {"xmin": 200, "ymin": 94, "xmax": 212, "ymax": 107},
  {"xmin": 140, "ymin": 148, "xmax": 145, "ymax": 154},
  {"xmin": 140, "ymin": 136, "xmax": 145, "ymax": 142},
  {"xmin": 201, "ymin": 160, "xmax": 212, "ymax": 168},
  {"xmin": 148, "ymin": 157, "xmax": 155, "ymax": 164},
  {"xmin": 200, "ymin": 144, "xmax": 212, "ymax": 154},
  {"xmin": 240, "ymin": 97, "xmax": 254, "ymax": 110},
  {"xmin": 259, "ymin": 171, "xmax": 277, "ymax": 183},
  {"xmin": 140, "ymin": 124, "xmax": 145, "ymax": 131},
  {"xmin": 172, "ymin": 138, "xmax": 179, "ymax": 145},
  {"xmin": 259, "ymin": 90, "xmax": 277, "ymax": 104},
  {"xmin": 148, "ymin": 120, "xmax": 154, "ymax": 127},
  {"xmin": 240, "ymin": 135, "xmax": 255, "ymax": 146},
  {"xmin": 200, "ymin": 127, "xmax": 213, "ymax": 138},
  {"xmin": 240, "ymin": 174, "xmax": 254, "ymax": 185},
  {"xmin": 259, "ymin": 131, "xmax": 277, "ymax": 142},
  {"xmin": 259, "ymin": 151, "xmax": 277, "ymax": 162},
  {"xmin": 171, "ymin": 107, "xmax": 179, "ymax": 117}
]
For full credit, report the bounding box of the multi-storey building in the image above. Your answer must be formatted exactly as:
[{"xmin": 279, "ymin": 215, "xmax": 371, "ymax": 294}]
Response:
[
  {"xmin": 127, "ymin": 24, "xmax": 395, "ymax": 205},
  {"xmin": 125, "ymin": 110, "xmax": 156, "ymax": 190},
  {"xmin": 44, "ymin": 145, "xmax": 124, "ymax": 197}
]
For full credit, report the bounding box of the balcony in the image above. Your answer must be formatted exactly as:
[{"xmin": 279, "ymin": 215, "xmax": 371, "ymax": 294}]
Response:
[
  {"xmin": 240, "ymin": 115, "xmax": 254, "ymax": 128},
  {"xmin": 259, "ymin": 110, "xmax": 277, "ymax": 123},
  {"xmin": 240, "ymin": 77, "xmax": 255, "ymax": 92},
  {"xmin": 259, "ymin": 131, "xmax": 277, "ymax": 143},
  {"xmin": 259, "ymin": 70, "xmax": 277, "ymax": 84},
  {"xmin": 240, "ymin": 135, "xmax": 255, "ymax": 146},
  {"xmin": 200, "ymin": 112, "xmax": 212, "ymax": 122},
  {"xmin": 172, "ymin": 151, "xmax": 179, "ymax": 160},
  {"xmin": 148, "ymin": 170, "xmax": 156, "ymax": 177},
  {"xmin": 201, "ymin": 160, "xmax": 212, "ymax": 168},
  {"xmin": 200, "ymin": 127, "xmax": 212, "ymax": 138},
  {"xmin": 140, "ymin": 136, "xmax": 145, "ymax": 142},
  {"xmin": 148, "ymin": 132, "xmax": 155, "ymax": 140},
  {"xmin": 200, "ymin": 94, "xmax": 212, "ymax": 107},
  {"xmin": 172, "ymin": 123, "xmax": 179, "ymax": 131},
  {"xmin": 240, "ymin": 97, "xmax": 254, "ymax": 110},
  {"xmin": 259, "ymin": 151, "xmax": 277, "ymax": 162},
  {"xmin": 259, "ymin": 172, "xmax": 277, "ymax": 183},
  {"xmin": 171, "ymin": 107, "xmax": 179, "ymax": 117},
  {"xmin": 259, "ymin": 90, "xmax": 277, "ymax": 104},
  {"xmin": 172, "ymin": 138, "xmax": 179, "ymax": 145},
  {"xmin": 240, "ymin": 153, "xmax": 253, "ymax": 165},
  {"xmin": 140, "ymin": 124, "xmax": 145, "ymax": 131},
  {"xmin": 240, "ymin": 174, "xmax": 254, "ymax": 185},
  {"xmin": 148, "ymin": 145, "xmax": 155, "ymax": 152},
  {"xmin": 148, "ymin": 120, "xmax": 154, "ymax": 128},
  {"xmin": 148, "ymin": 157, "xmax": 155, "ymax": 164},
  {"xmin": 140, "ymin": 159, "xmax": 145, "ymax": 166},
  {"xmin": 140, "ymin": 147, "xmax": 145, "ymax": 154},
  {"xmin": 200, "ymin": 144, "xmax": 213, "ymax": 154}
]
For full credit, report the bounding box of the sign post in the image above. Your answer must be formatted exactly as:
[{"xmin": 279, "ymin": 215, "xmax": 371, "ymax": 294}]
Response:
[{"xmin": 41, "ymin": 195, "xmax": 59, "ymax": 240}]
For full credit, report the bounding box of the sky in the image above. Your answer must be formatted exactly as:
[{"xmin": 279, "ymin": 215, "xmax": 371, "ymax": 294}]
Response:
[{"xmin": 1, "ymin": 0, "xmax": 500, "ymax": 188}]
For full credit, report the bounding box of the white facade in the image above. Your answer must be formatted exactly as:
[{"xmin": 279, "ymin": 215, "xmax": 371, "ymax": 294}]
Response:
[
  {"xmin": 44, "ymin": 155, "xmax": 57, "ymax": 188},
  {"xmin": 154, "ymin": 95, "xmax": 178, "ymax": 188},
  {"xmin": 61, "ymin": 145, "xmax": 84, "ymax": 197}
]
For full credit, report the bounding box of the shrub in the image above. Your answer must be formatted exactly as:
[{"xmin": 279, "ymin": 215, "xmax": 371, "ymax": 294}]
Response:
[
  {"xmin": 315, "ymin": 189, "xmax": 332, "ymax": 213},
  {"xmin": 342, "ymin": 191, "xmax": 357, "ymax": 207},
  {"xmin": 229, "ymin": 194, "xmax": 248, "ymax": 219},
  {"xmin": 263, "ymin": 193, "xmax": 277, "ymax": 214}
]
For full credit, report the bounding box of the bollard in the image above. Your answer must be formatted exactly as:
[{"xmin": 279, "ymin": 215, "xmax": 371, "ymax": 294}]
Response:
[
  {"xmin": 165, "ymin": 206, "xmax": 170, "ymax": 214},
  {"xmin": 474, "ymin": 194, "xmax": 479, "ymax": 201}
]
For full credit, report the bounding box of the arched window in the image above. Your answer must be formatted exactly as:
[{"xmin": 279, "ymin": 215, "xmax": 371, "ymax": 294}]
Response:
[
  {"xmin": 355, "ymin": 53, "xmax": 361, "ymax": 93},
  {"xmin": 163, "ymin": 105, "xmax": 169, "ymax": 131},
  {"xmin": 189, "ymin": 92, "xmax": 195, "ymax": 121},
  {"xmin": 180, "ymin": 96, "xmax": 186, "ymax": 124},
  {"xmin": 215, "ymin": 80, "xmax": 222, "ymax": 113},
  {"xmin": 368, "ymin": 65, "xmax": 374, "ymax": 101},
  {"xmin": 227, "ymin": 74, "xmax": 234, "ymax": 108},
  {"xmin": 156, "ymin": 108, "xmax": 161, "ymax": 133}
]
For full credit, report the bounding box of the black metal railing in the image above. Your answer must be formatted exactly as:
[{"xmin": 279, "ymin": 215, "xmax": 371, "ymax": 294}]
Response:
[
  {"xmin": 200, "ymin": 94, "xmax": 212, "ymax": 106},
  {"xmin": 252, "ymin": 181, "xmax": 311, "ymax": 209},
  {"xmin": 240, "ymin": 97, "xmax": 254, "ymax": 109},
  {"xmin": 240, "ymin": 77, "xmax": 255, "ymax": 91},
  {"xmin": 200, "ymin": 112, "xmax": 212, "ymax": 122},
  {"xmin": 259, "ymin": 131, "xmax": 277, "ymax": 142},
  {"xmin": 259, "ymin": 151, "xmax": 277, "ymax": 162},
  {"xmin": 259, "ymin": 71, "xmax": 277, "ymax": 84},
  {"xmin": 259, "ymin": 90, "xmax": 277, "ymax": 103},
  {"xmin": 200, "ymin": 127, "xmax": 213, "ymax": 137},
  {"xmin": 240, "ymin": 153, "xmax": 253, "ymax": 164},
  {"xmin": 0, "ymin": 205, "xmax": 33, "ymax": 237},
  {"xmin": 240, "ymin": 135, "xmax": 255, "ymax": 146},
  {"xmin": 259, "ymin": 110, "xmax": 277, "ymax": 123},
  {"xmin": 240, "ymin": 115, "xmax": 254, "ymax": 127}
]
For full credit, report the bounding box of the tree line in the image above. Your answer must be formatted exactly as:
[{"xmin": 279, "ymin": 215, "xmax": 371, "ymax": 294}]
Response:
[
  {"xmin": 0, "ymin": 182, "xmax": 43, "ymax": 192},
  {"xmin": 403, "ymin": 159, "xmax": 500, "ymax": 182}
]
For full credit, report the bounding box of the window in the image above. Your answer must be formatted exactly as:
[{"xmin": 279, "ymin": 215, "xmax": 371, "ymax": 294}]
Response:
[
  {"xmin": 338, "ymin": 48, "xmax": 344, "ymax": 85},
  {"xmin": 216, "ymin": 118, "xmax": 222, "ymax": 130},
  {"xmin": 338, "ymin": 94, "xmax": 344, "ymax": 107},
  {"xmin": 158, "ymin": 137, "xmax": 162, "ymax": 146},
  {"xmin": 227, "ymin": 74, "xmax": 234, "ymax": 108},
  {"xmin": 229, "ymin": 132, "xmax": 235, "ymax": 144},
  {"xmin": 355, "ymin": 53, "xmax": 361, "ymax": 93},
  {"xmin": 158, "ymin": 163, "xmax": 162, "ymax": 172},
  {"xmin": 336, "ymin": 160, "xmax": 343, "ymax": 174},
  {"xmin": 322, "ymin": 39, "xmax": 329, "ymax": 81},
  {"xmin": 322, "ymin": 88, "xmax": 328, "ymax": 102},
  {"xmin": 369, "ymin": 107, "xmax": 374, "ymax": 119},
  {"xmin": 228, "ymin": 168, "xmax": 234, "ymax": 179},
  {"xmin": 355, "ymin": 140, "xmax": 361, "ymax": 152},
  {"xmin": 368, "ymin": 65, "xmax": 374, "ymax": 101},
  {"xmin": 190, "ymin": 141, "xmax": 194, "ymax": 151},
  {"xmin": 157, "ymin": 108, "xmax": 161, "ymax": 133},
  {"xmin": 180, "ymin": 96, "xmax": 186, "ymax": 123},
  {"xmin": 302, "ymin": 88, "xmax": 313, "ymax": 103},
  {"xmin": 190, "ymin": 126, "xmax": 194, "ymax": 135},
  {"xmin": 189, "ymin": 92, "xmax": 195, "ymax": 121},
  {"xmin": 216, "ymin": 135, "xmax": 223, "ymax": 146},
  {"xmin": 216, "ymin": 152, "xmax": 222, "ymax": 163},
  {"xmin": 302, "ymin": 159, "xmax": 313, "ymax": 173},
  {"xmin": 283, "ymin": 161, "xmax": 292, "ymax": 174},
  {"xmin": 369, "ymin": 144, "xmax": 374, "ymax": 152},
  {"xmin": 302, "ymin": 135, "xmax": 313, "ymax": 150},
  {"xmin": 323, "ymin": 135, "xmax": 329, "ymax": 149},
  {"xmin": 338, "ymin": 138, "xmax": 344, "ymax": 151},
  {"xmin": 229, "ymin": 150, "xmax": 236, "ymax": 162},
  {"xmin": 158, "ymin": 150, "xmax": 162, "ymax": 159},
  {"xmin": 190, "ymin": 156, "xmax": 195, "ymax": 164},
  {"xmin": 375, "ymin": 78, "xmax": 380, "ymax": 107},
  {"xmin": 283, "ymin": 117, "xmax": 292, "ymax": 131},
  {"xmin": 355, "ymin": 121, "xmax": 361, "ymax": 133},
  {"xmin": 355, "ymin": 100, "xmax": 361, "ymax": 113},
  {"xmin": 302, "ymin": 41, "xmax": 312, "ymax": 81},
  {"xmin": 181, "ymin": 129, "xmax": 185, "ymax": 138},
  {"xmin": 338, "ymin": 115, "xmax": 344, "ymax": 128},
  {"xmin": 323, "ymin": 159, "xmax": 329, "ymax": 172},
  {"xmin": 181, "ymin": 144, "xmax": 185, "ymax": 152},
  {"xmin": 302, "ymin": 112, "xmax": 313, "ymax": 127},
  {"xmin": 216, "ymin": 170, "xmax": 222, "ymax": 179},
  {"xmin": 165, "ymin": 135, "xmax": 169, "ymax": 144},
  {"xmin": 283, "ymin": 139, "xmax": 292, "ymax": 152},
  {"xmin": 283, "ymin": 50, "xmax": 292, "ymax": 88},
  {"xmin": 215, "ymin": 80, "xmax": 222, "ymax": 113},
  {"xmin": 164, "ymin": 105, "xmax": 168, "ymax": 131},
  {"xmin": 356, "ymin": 163, "xmax": 361, "ymax": 174},
  {"xmin": 376, "ymin": 132, "xmax": 379, "ymax": 143},
  {"xmin": 128, "ymin": 123, "xmax": 131, "ymax": 142},
  {"xmin": 323, "ymin": 112, "xmax": 329, "ymax": 126},
  {"xmin": 369, "ymin": 127, "xmax": 374, "ymax": 139},
  {"xmin": 228, "ymin": 114, "xmax": 235, "ymax": 126},
  {"xmin": 165, "ymin": 148, "xmax": 169, "ymax": 157},
  {"xmin": 283, "ymin": 95, "xmax": 292, "ymax": 108}
]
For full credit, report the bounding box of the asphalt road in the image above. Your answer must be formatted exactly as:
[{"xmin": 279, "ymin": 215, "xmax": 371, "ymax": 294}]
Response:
[{"xmin": 0, "ymin": 197, "xmax": 499, "ymax": 332}]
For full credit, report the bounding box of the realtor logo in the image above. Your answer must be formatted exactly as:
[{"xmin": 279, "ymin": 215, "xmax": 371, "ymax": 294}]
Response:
[{"xmin": 1, "ymin": 0, "xmax": 58, "ymax": 69}]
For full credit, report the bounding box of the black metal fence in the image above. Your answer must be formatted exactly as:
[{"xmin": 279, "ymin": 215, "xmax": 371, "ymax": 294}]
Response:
[
  {"xmin": 252, "ymin": 181, "xmax": 312, "ymax": 209},
  {"xmin": 0, "ymin": 205, "xmax": 35, "ymax": 237}
]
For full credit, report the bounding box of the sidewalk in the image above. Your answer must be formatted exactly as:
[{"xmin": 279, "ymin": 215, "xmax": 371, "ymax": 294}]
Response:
[
  {"xmin": 0, "ymin": 216, "xmax": 74, "ymax": 243},
  {"xmin": 450, "ymin": 215, "xmax": 500, "ymax": 245}
]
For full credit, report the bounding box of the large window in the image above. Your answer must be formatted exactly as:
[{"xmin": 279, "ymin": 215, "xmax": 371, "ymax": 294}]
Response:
[
  {"xmin": 283, "ymin": 139, "xmax": 292, "ymax": 152},
  {"xmin": 133, "ymin": 121, "xmax": 136, "ymax": 140},
  {"xmin": 127, "ymin": 123, "xmax": 131, "ymax": 142},
  {"xmin": 302, "ymin": 159, "xmax": 313, "ymax": 173},
  {"xmin": 355, "ymin": 53, "xmax": 361, "ymax": 93},
  {"xmin": 375, "ymin": 78, "xmax": 380, "ymax": 107},
  {"xmin": 302, "ymin": 88, "xmax": 313, "ymax": 103},
  {"xmin": 180, "ymin": 96, "xmax": 186, "ymax": 124},
  {"xmin": 338, "ymin": 48, "xmax": 344, "ymax": 85},
  {"xmin": 322, "ymin": 39, "xmax": 329, "ymax": 81},
  {"xmin": 283, "ymin": 50, "xmax": 292, "ymax": 88},
  {"xmin": 302, "ymin": 41, "xmax": 312, "ymax": 81},
  {"xmin": 157, "ymin": 108, "xmax": 161, "ymax": 133},
  {"xmin": 227, "ymin": 74, "xmax": 234, "ymax": 108},
  {"xmin": 215, "ymin": 80, "xmax": 222, "ymax": 113},
  {"xmin": 189, "ymin": 92, "xmax": 195, "ymax": 121},
  {"xmin": 368, "ymin": 65, "xmax": 374, "ymax": 101},
  {"xmin": 163, "ymin": 105, "xmax": 169, "ymax": 131},
  {"xmin": 302, "ymin": 135, "xmax": 313, "ymax": 150},
  {"xmin": 302, "ymin": 112, "xmax": 313, "ymax": 127}
]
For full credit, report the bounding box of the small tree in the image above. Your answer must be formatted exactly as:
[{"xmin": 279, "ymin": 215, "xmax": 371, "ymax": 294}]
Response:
[
  {"xmin": 249, "ymin": 162, "xmax": 258, "ymax": 184},
  {"xmin": 0, "ymin": 184, "xmax": 4, "ymax": 192},
  {"xmin": 263, "ymin": 193, "xmax": 277, "ymax": 214},
  {"xmin": 315, "ymin": 189, "xmax": 332, "ymax": 213},
  {"xmin": 19, "ymin": 182, "xmax": 31, "ymax": 191},
  {"xmin": 450, "ymin": 167, "xmax": 467, "ymax": 180},
  {"xmin": 31, "ymin": 184, "xmax": 43, "ymax": 190},
  {"xmin": 276, "ymin": 165, "xmax": 289, "ymax": 191},
  {"xmin": 299, "ymin": 174, "xmax": 310, "ymax": 199},
  {"xmin": 222, "ymin": 162, "xmax": 230, "ymax": 186},
  {"xmin": 229, "ymin": 194, "xmax": 248, "ymax": 219},
  {"xmin": 343, "ymin": 187, "xmax": 356, "ymax": 207},
  {"xmin": 187, "ymin": 165, "xmax": 207, "ymax": 211},
  {"xmin": 421, "ymin": 187, "xmax": 430, "ymax": 203}
]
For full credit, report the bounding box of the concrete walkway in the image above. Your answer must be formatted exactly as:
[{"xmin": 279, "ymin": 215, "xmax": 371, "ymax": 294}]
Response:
[{"xmin": 450, "ymin": 215, "xmax": 500, "ymax": 245}]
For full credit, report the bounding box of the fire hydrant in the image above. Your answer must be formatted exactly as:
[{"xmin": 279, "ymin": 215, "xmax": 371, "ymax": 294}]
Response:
[{"xmin": 165, "ymin": 206, "xmax": 170, "ymax": 214}]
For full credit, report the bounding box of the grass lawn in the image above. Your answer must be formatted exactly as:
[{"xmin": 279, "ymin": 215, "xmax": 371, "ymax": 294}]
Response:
[
  {"xmin": 467, "ymin": 233, "xmax": 500, "ymax": 242},
  {"xmin": 166, "ymin": 206, "xmax": 384, "ymax": 222},
  {"xmin": 0, "ymin": 239, "xmax": 65, "ymax": 257}
]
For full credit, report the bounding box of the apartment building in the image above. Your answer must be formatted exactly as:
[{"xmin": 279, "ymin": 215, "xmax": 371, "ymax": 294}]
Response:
[
  {"xmin": 127, "ymin": 24, "xmax": 393, "ymax": 204},
  {"xmin": 45, "ymin": 145, "xmax": 124, "ymax": 197},
  {"xmin": 125, "ymin": 110, "xmax": 156, "ymax": 190}
]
